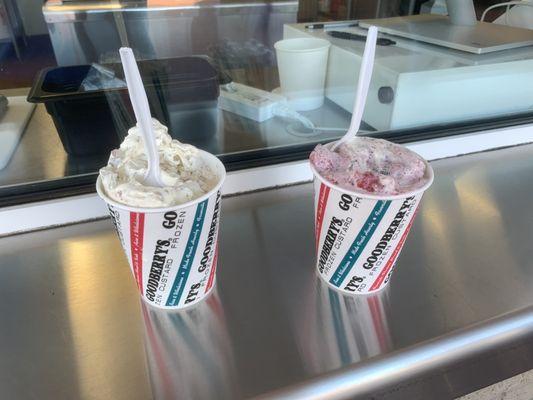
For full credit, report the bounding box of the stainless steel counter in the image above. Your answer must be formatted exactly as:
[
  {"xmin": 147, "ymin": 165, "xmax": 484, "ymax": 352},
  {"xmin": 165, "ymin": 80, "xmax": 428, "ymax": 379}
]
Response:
[
  {"xmin": 43, "ymin": 0, "xmax": 298, "ymax": 66},
  {"xmin": 0, "ymin": 92, "xmax": 349, "ymax": 188},
  {"xmin": 1, "ymin": 144, "xmax": 533, "ymax": 399}
]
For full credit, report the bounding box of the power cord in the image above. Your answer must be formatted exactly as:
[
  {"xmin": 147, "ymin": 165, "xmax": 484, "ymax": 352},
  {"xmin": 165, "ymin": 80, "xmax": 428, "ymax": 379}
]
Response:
[
  {"xmin": 480, "ymin": 1, "xmax": 533, "ymax": 23},
  {"xmin": 219, "ymin": 82, "xmax": 352, "ymax": 137},
  {"xmin": 272, "ymin": 104, "xmax": 349, "ymax": 137}
]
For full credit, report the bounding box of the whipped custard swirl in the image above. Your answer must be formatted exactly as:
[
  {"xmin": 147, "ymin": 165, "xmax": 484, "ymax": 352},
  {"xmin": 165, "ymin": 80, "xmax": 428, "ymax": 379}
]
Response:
[{"xmin": 99, "ymin": 119, "xmax": 218, "ymax": 207}]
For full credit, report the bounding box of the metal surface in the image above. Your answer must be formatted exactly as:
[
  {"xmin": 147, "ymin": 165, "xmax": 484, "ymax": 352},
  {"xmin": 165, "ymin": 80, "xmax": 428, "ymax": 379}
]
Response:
[
  {"xmin": 0, "ymin": 89, "xmax": 349, "ymax": 188},
  {"xmin": 1, "ymin": 0, "xmax": 24, "ymax": 60},
  {"xmin": 256, "ymin": 308, "xmax": 533, "ymax": 399},
  {"xmin": 43, "ymin": 0, "xmax": 297, "ymax": 65},
  {"xmin": 2, "ymin": 144, "xmax": 533, "ymax": 399},
  {"xmin": 359, "ymin": 15, "xmax": 533, "ymax": 54},
  {"xmin": 44, "ymin": 0, "xmax": 298, "ymax": 18}
]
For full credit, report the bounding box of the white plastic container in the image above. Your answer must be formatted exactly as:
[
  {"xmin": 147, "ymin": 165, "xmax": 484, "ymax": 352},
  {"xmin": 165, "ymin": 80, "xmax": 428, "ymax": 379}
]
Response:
[
  {"xmin": 311, "ymin": 142, "xmax": 434, "ymax": 295},
  {"xmin": 96, "ymin": 150, "xmax": 226, "ymax": 309},
  {"xmin": 274, "ymin": 38, "xmax": 331, "ymax": 111}
]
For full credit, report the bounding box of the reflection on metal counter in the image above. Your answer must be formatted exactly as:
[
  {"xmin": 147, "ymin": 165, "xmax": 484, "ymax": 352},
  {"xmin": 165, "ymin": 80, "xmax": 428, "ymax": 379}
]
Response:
[
  {"xmin": 43, "ymin": 0, "xmax": 297, "ymax": 66},
  {"xmin": 284, "ymin": 20, "xmax": 533, "ymax": 130},
  {"xmin": 140, "ymin": 288, "xmax": 241, "ymax": 400},
  {"xmin": 293, "ymin": 276, "xmax": 392, "ymax": 373}
]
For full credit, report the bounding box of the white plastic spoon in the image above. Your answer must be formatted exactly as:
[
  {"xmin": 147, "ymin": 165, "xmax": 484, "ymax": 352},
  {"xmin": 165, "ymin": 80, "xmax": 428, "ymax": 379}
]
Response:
[
  {"xmin": 331, "ymin": 25, "xmax": 378, "ymax": 151},
  {"xmin": 119, "ymin": 47, "xmax": 165, "ymax": 187}
]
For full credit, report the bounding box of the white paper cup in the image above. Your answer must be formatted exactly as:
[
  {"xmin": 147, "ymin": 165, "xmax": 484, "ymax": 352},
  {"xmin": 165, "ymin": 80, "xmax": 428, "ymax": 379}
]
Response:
[
  {"xmin": 96, "ymin": 150, "xmax": 226, "ymax": 309},
  {"xmin": 275, "ymin": 38, "xmax": 330, "ymax": 111},
  {"xmin": 311, "ymin": 142, "xmax": 434, "ymax": 295}
]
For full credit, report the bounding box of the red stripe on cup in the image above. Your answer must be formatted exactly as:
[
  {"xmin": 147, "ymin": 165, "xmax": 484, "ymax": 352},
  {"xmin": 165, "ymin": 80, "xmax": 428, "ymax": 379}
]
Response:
[
  {"xmin": 130, "ymin": 212, "xmax": 145, "ymax": 294},
  {"xmin": 369, "ymin": 208, "xmax": 419, "ymax": 292},
  {"xmin": 141, "ymin": 306, "xmax": 175, "ymax": 397},
  {"xmin": 205, "ymin": 243, "xmax": 218, "ymax": 293},
  {"xmin": 315, "ymin": 184, "xmax": 331, "ymax": 251},
  {"xmin": 367, "ymin": 295, "xmax": 389, "ymax": 353},
  {"xmin": 206, "ymin": 290, "xmax": 225, "ymax": 325}
]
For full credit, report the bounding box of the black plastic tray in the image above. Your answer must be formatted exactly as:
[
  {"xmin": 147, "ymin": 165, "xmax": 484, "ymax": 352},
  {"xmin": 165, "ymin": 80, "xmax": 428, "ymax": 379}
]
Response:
[{"xmin": 28, "ymin": 57, "xmax": 219, "ymax": 156}]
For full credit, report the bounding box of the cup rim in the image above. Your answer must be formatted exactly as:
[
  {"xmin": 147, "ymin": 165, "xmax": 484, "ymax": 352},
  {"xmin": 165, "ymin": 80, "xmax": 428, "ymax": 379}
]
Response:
[
  {"xmin": 96, "ymin": 149, "xmax": 226, "ymax": 213},
  {"xmin": 310, "ymin": 139, "xmax": 434, "ymax": 201},
  {"xmin": 274, "ymin": 38, "xmax": 331, "ymax": 52}
]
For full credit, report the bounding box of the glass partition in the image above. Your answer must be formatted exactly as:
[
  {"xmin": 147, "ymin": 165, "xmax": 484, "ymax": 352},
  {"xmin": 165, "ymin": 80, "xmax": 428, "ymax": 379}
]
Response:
[{"xmin": 1, "ymin": 0, "xmax": 533, "ymax": 204}]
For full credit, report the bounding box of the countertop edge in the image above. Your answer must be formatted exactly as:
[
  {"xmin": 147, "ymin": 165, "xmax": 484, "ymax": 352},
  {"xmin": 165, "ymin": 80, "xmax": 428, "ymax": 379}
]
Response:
[{"xmin": 254, "ymin": 306, "xmax": 533, "ymax": 400}]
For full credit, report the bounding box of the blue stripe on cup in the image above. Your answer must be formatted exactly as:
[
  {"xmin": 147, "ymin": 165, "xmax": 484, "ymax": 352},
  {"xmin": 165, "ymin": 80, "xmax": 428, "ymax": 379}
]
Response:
[
  {"xmin": 329, "ymin": 200, "xmax": 392, "ymax": 287},
  {"xmin": 166, "ymin": 200, "xmax": 209, "ymax": 306},
  {"xmin": 329, "ymin": 289, "xmax": 351, "ymax": 364}
]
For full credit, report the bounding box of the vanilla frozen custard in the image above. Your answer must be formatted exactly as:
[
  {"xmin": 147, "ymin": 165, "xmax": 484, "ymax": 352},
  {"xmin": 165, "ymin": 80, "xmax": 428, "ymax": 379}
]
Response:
[{"xmin": 99, "ymin": 119, "xmax": 218, "ymax": 207}]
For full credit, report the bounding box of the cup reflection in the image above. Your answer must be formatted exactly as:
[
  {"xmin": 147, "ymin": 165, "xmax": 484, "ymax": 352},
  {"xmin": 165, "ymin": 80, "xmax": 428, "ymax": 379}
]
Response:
[
  {"xmin": 298, "ymin": 276, "xmax": 392, "ymax": 373},
  {"xmin": 140, "ymin": 289, "xmax": 239, "ymax": 400}
]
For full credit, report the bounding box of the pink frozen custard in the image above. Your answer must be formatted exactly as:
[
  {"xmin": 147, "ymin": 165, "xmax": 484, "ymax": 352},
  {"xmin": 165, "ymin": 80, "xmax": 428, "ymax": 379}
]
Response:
[{"xmin": 310, "ymin": 137, "xmax": 429, "ymax": 196}]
